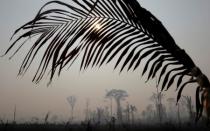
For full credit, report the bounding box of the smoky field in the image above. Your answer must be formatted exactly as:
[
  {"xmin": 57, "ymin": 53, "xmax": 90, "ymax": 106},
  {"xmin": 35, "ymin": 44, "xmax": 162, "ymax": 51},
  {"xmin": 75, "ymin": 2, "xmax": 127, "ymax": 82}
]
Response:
[{"xmin": 1, "ymin": 90, "xmax": 209, "ymax": 131}]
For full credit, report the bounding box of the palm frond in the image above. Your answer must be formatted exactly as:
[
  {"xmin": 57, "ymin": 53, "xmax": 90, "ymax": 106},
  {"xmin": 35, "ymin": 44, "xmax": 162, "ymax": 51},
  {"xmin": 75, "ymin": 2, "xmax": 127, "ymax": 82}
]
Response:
[{"xmin": 4, "ymin": 0, "xmax": 210, "ymax": 121}]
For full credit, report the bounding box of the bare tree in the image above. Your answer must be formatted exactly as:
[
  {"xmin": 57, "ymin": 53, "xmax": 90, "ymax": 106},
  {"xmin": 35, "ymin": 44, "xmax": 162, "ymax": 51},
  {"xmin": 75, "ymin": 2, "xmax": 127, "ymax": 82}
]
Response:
[
  {"xmin": 85, "ymin": 98, "xmax": 90, "ymax": 122},
  {"xmin": 182, "ymin": 96, "xmax": 194, "ymax": 123},
  {"xmin": 103, "ymin": 106, "xmax": 110, "ymax": 122},
  {"xmin": 89, "ymin": 109, "xmax": 97, "ymax": 124},
  {"xmin": 177, "ymin": 101, "xmax": 181, "ymax": 126},
  {"xmin": 150, "ymin": 92, "xmax": 166, "ymax": 123},
  {"xmin": 124, "ymin": 102, "xmax": 131, "ymax": 124},
  {"xmin": 106, "ymin": 89, "xmax": 128, "ymax": 122},
  {"xmin": 96, "ymin": 107, "xmax": 104, "ymax": 124},
  {"xmin": 130, "ymin": 105, "xmax": 137, "ymax": 125},
  {"xmin": 44, "ymin": 111, "xmax": 50, "ymax": 124},
  {"xmin": 124, "ymin": 103, "xmax": 137, "ymax": 125},
  {"xmin": 13, "ymin": 105, "xmax": 17, "ymax": 124},
  {"xmin": 105, "ymin": 90, "xmax": 113, "ymax": 117},
  {"xmin": 67, "ymin": 96, "xmax": 77, "ymax": 121}
]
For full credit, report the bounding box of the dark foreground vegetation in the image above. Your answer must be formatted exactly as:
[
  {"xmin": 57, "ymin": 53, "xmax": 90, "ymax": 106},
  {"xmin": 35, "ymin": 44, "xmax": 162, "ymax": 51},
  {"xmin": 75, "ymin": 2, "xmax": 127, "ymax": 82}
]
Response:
[{"xmin": 1, "ymin": 122, "xmax": 209, "ymax": 131}]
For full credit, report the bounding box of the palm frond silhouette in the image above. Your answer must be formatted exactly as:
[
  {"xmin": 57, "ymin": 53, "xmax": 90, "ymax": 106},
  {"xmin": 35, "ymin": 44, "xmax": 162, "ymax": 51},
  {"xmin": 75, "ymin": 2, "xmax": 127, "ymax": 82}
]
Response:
[{"xmin": 3, "ymin": 0, "xmax": 210, "ymax": 122}]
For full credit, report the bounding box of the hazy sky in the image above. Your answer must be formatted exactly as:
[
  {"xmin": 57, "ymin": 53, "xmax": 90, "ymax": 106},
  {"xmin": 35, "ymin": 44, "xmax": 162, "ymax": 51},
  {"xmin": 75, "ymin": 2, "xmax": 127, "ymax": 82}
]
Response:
[{"xmin": 0, "ymin": 0, "xmax": 210, "ymax": 122}]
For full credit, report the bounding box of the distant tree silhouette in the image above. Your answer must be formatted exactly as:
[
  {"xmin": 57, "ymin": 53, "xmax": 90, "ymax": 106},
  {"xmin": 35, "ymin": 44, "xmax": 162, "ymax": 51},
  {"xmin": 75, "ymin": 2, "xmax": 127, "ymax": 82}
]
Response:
[
  {"xmin": 67, "ymin": 96, "xmax": 77, "ymax": 121},
  {"xmin": 96, "ymin": 107, "xmax": 104, "ymax": 124},
  {"xmin": 130, "ymin": 105, "xmax": 137, "ymax": 125},
  {"xmin": 44, "ymin": 111, "xmax": 50, "ymax": 124},
  {"xmin": 177, "ymin": 101, "xmax": 182, "ymax": 126},
  {"xmin": 124, "ymin": 102, "xmax": 136, "ymax": 124},
  {"xmin": 150, "ymin": 92, "xmax": 166, "ymax": 123},
  {"xmin": 150, "ymin": 77, "xmax": 167, "ymax": 123},
  {"xmin": 3, "ymin": 0, "xmax": 210, "ymax": 122},
  {"xmin": 181, "ymin": 96, "xmax": 195, "ymax": 123},
  {"xmin": 13, "ymin": 105, "xmax": 17, "ymax": 124},
  {"xmin": 106, "ymin": 89, "xmax": 128, "ymax": 122},
  {"xmin": 105, "ymin": 90, "xmax": 113, "ymax": 117},
  {"xmin": 85, "ymin": 98, "xmax": 90, "ymax": 122}
]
